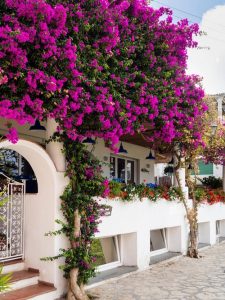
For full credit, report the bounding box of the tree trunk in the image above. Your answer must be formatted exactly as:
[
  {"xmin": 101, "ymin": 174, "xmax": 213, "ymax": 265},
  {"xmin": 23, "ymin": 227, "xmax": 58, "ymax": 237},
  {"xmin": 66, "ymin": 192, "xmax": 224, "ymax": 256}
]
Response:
[
  {"xmin": 67, "ymin": 269, "xmax": 89, "ymax": 300},
  {"xmin": 187, "ymin": 208, "xmax": 199, "ymax": 258},
  {"xmin": 67, "ymin": 209, "xmax": 90, "ymax": 300},
  {"xmin": 223, "ymin": 165, "xmax": 225, "ymax": 192},
  {"xmin": 174, "ymin": 165, "xmax": 199, "ymax": 258}
]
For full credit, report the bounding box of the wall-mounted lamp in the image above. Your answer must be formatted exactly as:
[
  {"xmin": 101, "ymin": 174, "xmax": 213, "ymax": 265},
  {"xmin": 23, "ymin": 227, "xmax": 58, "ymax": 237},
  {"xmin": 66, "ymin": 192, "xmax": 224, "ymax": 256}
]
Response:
[
  {"xmin": 82, "ymin": 137, "xmax": 96, "ymax": 144},
  {"xmin": 146, "ymin": 150, "xmax": 155, "ymax": 160},
  {"xmin": 118, "ymin": 142, "xmax": 128, "ymax": 154},
  {"xmin": 29, "ymin": 120, "xmax": 46, "ymax": 131}
]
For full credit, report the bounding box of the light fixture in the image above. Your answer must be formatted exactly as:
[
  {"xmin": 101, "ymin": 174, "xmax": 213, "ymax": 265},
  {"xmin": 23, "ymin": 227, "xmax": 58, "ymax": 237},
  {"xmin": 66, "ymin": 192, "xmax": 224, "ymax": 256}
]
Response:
[
  {"xmin": 118, "ymin": 142, "xmax": 128, "ymax": 154},
  {"xmin": 29, "ymin": 120, "xmax": 46, "ymax": 131},
  {"xmin": 82, "ymin": 137, "xmax": 96, "ymax": 144},
  {"xmin": 146, "ymin": 150, "xmax": 155, "ymax": 160}
]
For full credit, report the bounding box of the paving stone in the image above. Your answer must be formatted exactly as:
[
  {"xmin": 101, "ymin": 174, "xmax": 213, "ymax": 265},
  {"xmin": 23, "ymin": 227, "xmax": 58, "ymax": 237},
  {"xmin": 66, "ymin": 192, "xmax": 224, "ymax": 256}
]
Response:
[{"xmin": 89, "ymin": 243, "xmax": 225, "ymax": 300}]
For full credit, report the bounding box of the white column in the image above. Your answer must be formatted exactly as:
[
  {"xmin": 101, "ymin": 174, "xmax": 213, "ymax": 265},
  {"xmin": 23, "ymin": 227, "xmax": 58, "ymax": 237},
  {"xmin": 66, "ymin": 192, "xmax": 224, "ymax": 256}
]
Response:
[
  {"xmin": 46, "ymin": 118, "xmax": 66, "ymax": 172},
  {"xmin": 174, "ymin": 168, "xmax": 185, "ymax": 189},
  {"xmin": 174, "ymin": 167, "xmax": 189, "ymax": 200},
  {"xmin": 136, "ymin": 229, "xmax": 150, "ymax": 269},
  {"xmin": 223, "ymin": 165, "xmax": 225, "ymax": 192}
]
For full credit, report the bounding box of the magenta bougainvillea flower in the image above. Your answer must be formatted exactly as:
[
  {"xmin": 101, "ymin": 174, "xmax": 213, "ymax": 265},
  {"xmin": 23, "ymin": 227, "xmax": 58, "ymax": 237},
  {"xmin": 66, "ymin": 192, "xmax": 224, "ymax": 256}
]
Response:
[{"xmin": 0, "ymin": 0, "xmax": 206, "ymax": 149}]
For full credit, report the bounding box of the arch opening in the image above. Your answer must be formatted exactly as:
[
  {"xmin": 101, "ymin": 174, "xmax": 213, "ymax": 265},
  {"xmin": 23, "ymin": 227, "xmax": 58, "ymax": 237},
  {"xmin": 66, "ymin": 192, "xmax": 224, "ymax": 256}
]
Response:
[
  {"xmin": 0, "ymin": 139, "xmax": 61, "ymax": 285},
  {"xmin": 0, "ymin": 148, "xmax": 38, "ymax": 193}
]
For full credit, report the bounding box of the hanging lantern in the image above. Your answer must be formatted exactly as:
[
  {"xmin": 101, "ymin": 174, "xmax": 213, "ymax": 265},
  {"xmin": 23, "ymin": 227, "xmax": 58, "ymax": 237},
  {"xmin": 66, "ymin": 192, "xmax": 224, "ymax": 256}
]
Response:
[
  {"xmin": 146, "ymin": 150, "xmax": 155, "ymax": 160},
  {"xmin": 82, "ymin": 137, "xmax": 96, "ymax": 144},
  {"xmin": 118, "ymin": 142, "xmax": 128, "ymax": 154},
  {"xmin": 29, "ymin": 120, "xmax": 46, "ymax": 131}
]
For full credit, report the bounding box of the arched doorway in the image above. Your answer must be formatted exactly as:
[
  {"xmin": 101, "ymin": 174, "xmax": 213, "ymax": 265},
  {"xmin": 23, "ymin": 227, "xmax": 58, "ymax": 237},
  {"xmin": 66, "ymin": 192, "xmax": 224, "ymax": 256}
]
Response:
[
  {"xmin": 0, "ymin": 139, "xmax": 67, "ymax": 288},
  {"xmin": 0, "ymin": 149, "xmax": 39, "ymax": 262}
]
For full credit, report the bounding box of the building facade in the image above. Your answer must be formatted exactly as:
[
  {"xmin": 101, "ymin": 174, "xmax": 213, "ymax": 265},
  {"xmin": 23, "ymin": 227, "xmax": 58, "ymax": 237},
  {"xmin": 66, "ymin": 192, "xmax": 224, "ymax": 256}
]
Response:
[{"xmin": 0, "ymin": 119, "xmax": 225, "ymax": 299}]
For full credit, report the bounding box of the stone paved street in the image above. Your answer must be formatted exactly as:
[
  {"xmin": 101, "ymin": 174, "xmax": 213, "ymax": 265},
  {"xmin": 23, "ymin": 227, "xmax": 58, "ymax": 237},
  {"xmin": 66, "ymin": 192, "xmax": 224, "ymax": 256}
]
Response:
[{"xmin": 89, "ymin": 243, "xmax": 225, "ymax": 300}]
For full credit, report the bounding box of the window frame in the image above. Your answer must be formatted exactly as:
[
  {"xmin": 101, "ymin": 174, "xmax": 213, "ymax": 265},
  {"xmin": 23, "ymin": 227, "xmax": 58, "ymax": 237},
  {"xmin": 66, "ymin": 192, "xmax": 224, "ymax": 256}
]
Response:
[
  {"xmin": 110, "ymin": 155, "xmax": 138, "ymax": 184},
  {"xmin": 150, "ymin": 228, "xmax": 168, "ymax": 256},
  {"xmin": 97, "ymin": 235, "xmax": 122, "ymax": 272},
  {"xmin": 216, "ymin": 220, "xmax": 221, "ymax": 237}
]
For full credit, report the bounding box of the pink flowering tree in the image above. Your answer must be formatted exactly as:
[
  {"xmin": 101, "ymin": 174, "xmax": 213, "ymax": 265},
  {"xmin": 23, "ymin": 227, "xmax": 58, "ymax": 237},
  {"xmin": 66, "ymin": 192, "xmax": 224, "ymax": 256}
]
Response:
[
  {"xmin": 0, "ymin": 0, "xmax": 206, "ymax": 299},
  {"xmin": 0, "ymin": 0, "xmax": 205, "ymax": 147},
  {"xmin": 204, "ymin": 122, "xmax": 225, "ymax": 191},
  {"xmin": 204, "ymin": 123, "xmax": 225, "ymax": 166}
]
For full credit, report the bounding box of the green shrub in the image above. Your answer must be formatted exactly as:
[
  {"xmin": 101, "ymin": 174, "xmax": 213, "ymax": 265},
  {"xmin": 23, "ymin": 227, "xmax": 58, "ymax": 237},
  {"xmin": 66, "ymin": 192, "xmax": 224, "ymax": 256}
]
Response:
[
  {"xmin": 0, "ymin": 266, "xmax": 11, "ymax": 293},
  {"xmin": 109, "ymin": 181, "xmax": 123, "ymax": 197},
  {"xmin": 164, "ymin": 166, "xmax": 174, "ymax": 175},
  {"xmin": 202, "ymin": 176, "xmax": 222, "ymax": 189}
]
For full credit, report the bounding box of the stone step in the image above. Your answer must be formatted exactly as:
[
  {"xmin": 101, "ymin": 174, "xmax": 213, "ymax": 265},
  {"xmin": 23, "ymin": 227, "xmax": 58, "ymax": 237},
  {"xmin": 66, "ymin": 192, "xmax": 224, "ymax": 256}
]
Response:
[
  {"xmin": 1, "ymin": 259, "xmax": 25, "ymax": 274},
  {"xmin": 0, "ymin": 283, "xmax": 57, "ymax": 300},
  {"xmin": 9, "ymin": 269, "xmax": 40, "ymax": 290}
]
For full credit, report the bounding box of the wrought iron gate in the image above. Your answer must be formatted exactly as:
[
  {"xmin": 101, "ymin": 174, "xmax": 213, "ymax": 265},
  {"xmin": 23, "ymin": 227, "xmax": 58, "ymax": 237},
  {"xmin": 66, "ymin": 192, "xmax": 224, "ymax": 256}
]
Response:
[{"xmin": 0, "ymin": 173, "xmax": 25, "ymax": 261}]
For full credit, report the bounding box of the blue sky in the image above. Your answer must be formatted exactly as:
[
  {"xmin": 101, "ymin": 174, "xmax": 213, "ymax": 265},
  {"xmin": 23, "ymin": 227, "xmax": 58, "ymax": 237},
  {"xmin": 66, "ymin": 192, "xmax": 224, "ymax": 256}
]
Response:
[
  {"xmin": 151, "ymin": 0, "xmax": 225, "ymax": 21},
  {"xmin": 151, "ymin": 0, "xmax": 225, "ymax": 94}
]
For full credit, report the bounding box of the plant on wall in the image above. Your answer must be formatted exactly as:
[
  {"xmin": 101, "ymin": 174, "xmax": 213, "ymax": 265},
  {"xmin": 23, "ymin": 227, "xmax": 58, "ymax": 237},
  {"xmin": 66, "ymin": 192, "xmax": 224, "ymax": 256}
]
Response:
[
  {"xmin": 43, "ymin": 141, "xmax": 109, "ymax": 299},
  {"xmin": 0, "ymin": 0, "xmax": 208, "ymax": 298},
  {"xmin": 164, "ymin": 165, "xmax": 174, "ymax": 175}
]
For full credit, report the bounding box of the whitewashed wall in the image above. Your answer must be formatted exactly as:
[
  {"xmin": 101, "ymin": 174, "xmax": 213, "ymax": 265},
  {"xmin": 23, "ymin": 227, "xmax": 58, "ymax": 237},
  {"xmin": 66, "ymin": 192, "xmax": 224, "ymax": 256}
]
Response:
[
  {"xmin": 96, "ymin": 198, "xmax": 225, "ymax": 269},
  {"xmin": 1, "ymin": 137, "xmax": 225, "ymax": 298}
]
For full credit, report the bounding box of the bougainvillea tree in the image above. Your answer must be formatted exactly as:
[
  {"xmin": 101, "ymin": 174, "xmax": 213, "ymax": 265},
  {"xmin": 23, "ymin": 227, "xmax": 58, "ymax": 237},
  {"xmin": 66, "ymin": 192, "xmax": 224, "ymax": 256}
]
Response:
[
  {"xmin": 204, "ymin": 123, "xmax": 225, "ymax": 166},
  {"xmin": 170, "ymin": 96, "xmax": 224, "ymax": 258},
  {"xmin": 0, "ymin": 0, "xmax": 205, "ymax": 147},
  {"xmin": 204, "ymin": 122, "xmax": 225, "ymax": 193},
  {"xmin": 0, "ymin": 0, "xmax": 207, "ymax": 299}
]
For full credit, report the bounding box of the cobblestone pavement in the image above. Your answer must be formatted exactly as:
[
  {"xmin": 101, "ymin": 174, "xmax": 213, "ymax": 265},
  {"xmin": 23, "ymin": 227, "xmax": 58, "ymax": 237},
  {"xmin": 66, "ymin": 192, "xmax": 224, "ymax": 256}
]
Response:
[{"xmin": 89, "ymin": 243, "xmax": 225, "ymax": 300}]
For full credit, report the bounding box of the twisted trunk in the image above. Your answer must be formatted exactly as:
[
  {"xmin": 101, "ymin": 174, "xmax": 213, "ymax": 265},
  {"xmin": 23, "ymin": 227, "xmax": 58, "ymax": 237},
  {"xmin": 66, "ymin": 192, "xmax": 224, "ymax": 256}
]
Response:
[
  {"xmin": 67, "ymin": 210, "xmax": 89, "ymax": 300},
  {"xmin": 186, "ymin": 208, "xmax": 199, "ymax": 258}
]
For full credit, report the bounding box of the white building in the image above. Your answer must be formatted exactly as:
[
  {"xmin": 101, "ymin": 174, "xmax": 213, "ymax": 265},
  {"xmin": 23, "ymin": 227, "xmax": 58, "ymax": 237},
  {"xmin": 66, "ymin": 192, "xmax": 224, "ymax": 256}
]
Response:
[{"xmin": 0, "ymin": 119, "xmax": 225, "ymax": 299}]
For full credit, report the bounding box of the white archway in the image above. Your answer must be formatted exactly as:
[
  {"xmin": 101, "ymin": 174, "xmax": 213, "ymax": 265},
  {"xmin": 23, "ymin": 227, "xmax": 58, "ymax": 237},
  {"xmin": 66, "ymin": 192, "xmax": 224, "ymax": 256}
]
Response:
[{"xmin": 0, "ymin": 139, "xmax": 68, "ymax": 291}]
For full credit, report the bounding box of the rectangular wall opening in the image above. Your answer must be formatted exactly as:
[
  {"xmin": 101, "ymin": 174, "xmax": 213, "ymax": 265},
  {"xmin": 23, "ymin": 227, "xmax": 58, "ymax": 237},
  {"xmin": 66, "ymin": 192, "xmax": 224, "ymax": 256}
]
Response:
[
  {"xmin": 150, "ymin": 228, "xmax": 167, "ymax": 256},
  {"xmin": 216, "ymin": 220, "xmax": 225, "ymax": 243},
  {"xmin": 198, "ymin": 222, "xmax": 210, "ymax": 248},
  {"xmin": 91, "ymin": 236, "xmax": 121, "ymax": 272},
  {"xmin": 150, "ymin": 227, "xmax": 182, "ymax": 265},
  {"xmin": 216, "ymin": 220, "xmax": 220, "ymax": 237}
]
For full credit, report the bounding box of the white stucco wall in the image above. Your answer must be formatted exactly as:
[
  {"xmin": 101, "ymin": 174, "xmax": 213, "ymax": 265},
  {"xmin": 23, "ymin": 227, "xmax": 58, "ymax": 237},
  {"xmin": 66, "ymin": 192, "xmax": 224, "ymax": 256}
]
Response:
[
  {"xmin": 95, "ymin": 198, "xmax": 186, "ymax": 268},
  {"xmin": 1, "ymin": 137, "xmax": 225, "ymax": 297},
  {"xmin": 213, "ymin": 164, "xmax": 223, "ymax": 178},
  {"xmin": 95, "ymin": 198, "xmax": 225, "ymax": 268}
]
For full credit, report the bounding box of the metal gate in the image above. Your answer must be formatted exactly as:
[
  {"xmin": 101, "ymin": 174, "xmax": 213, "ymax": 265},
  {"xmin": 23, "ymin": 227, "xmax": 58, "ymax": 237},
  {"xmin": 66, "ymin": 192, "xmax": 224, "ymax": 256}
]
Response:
[{"xmin": 0, "ymin": 173, "xmax": 25, "ymax": 261}]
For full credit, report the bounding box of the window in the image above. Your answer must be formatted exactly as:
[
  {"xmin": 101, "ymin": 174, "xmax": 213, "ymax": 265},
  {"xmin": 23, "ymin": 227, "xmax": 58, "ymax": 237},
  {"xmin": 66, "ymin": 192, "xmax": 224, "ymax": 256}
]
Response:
[
  {"xmin": 216, "ymin": 221, "xmax": 220, "ymax": 236},
  {"xmin": 150, "ymin": 229, "xmax": 167, "ymax": 255},
  {"xmin": 110, "ymin": 156, "xmax": 137, "ymax": 184},
  {"xmin": 198, "ymin": 159, "xmax": 213, "ymax": 175},
  {"xmin": 91, "ymin": 236, "xmax": 121, "ymax": 271}
]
